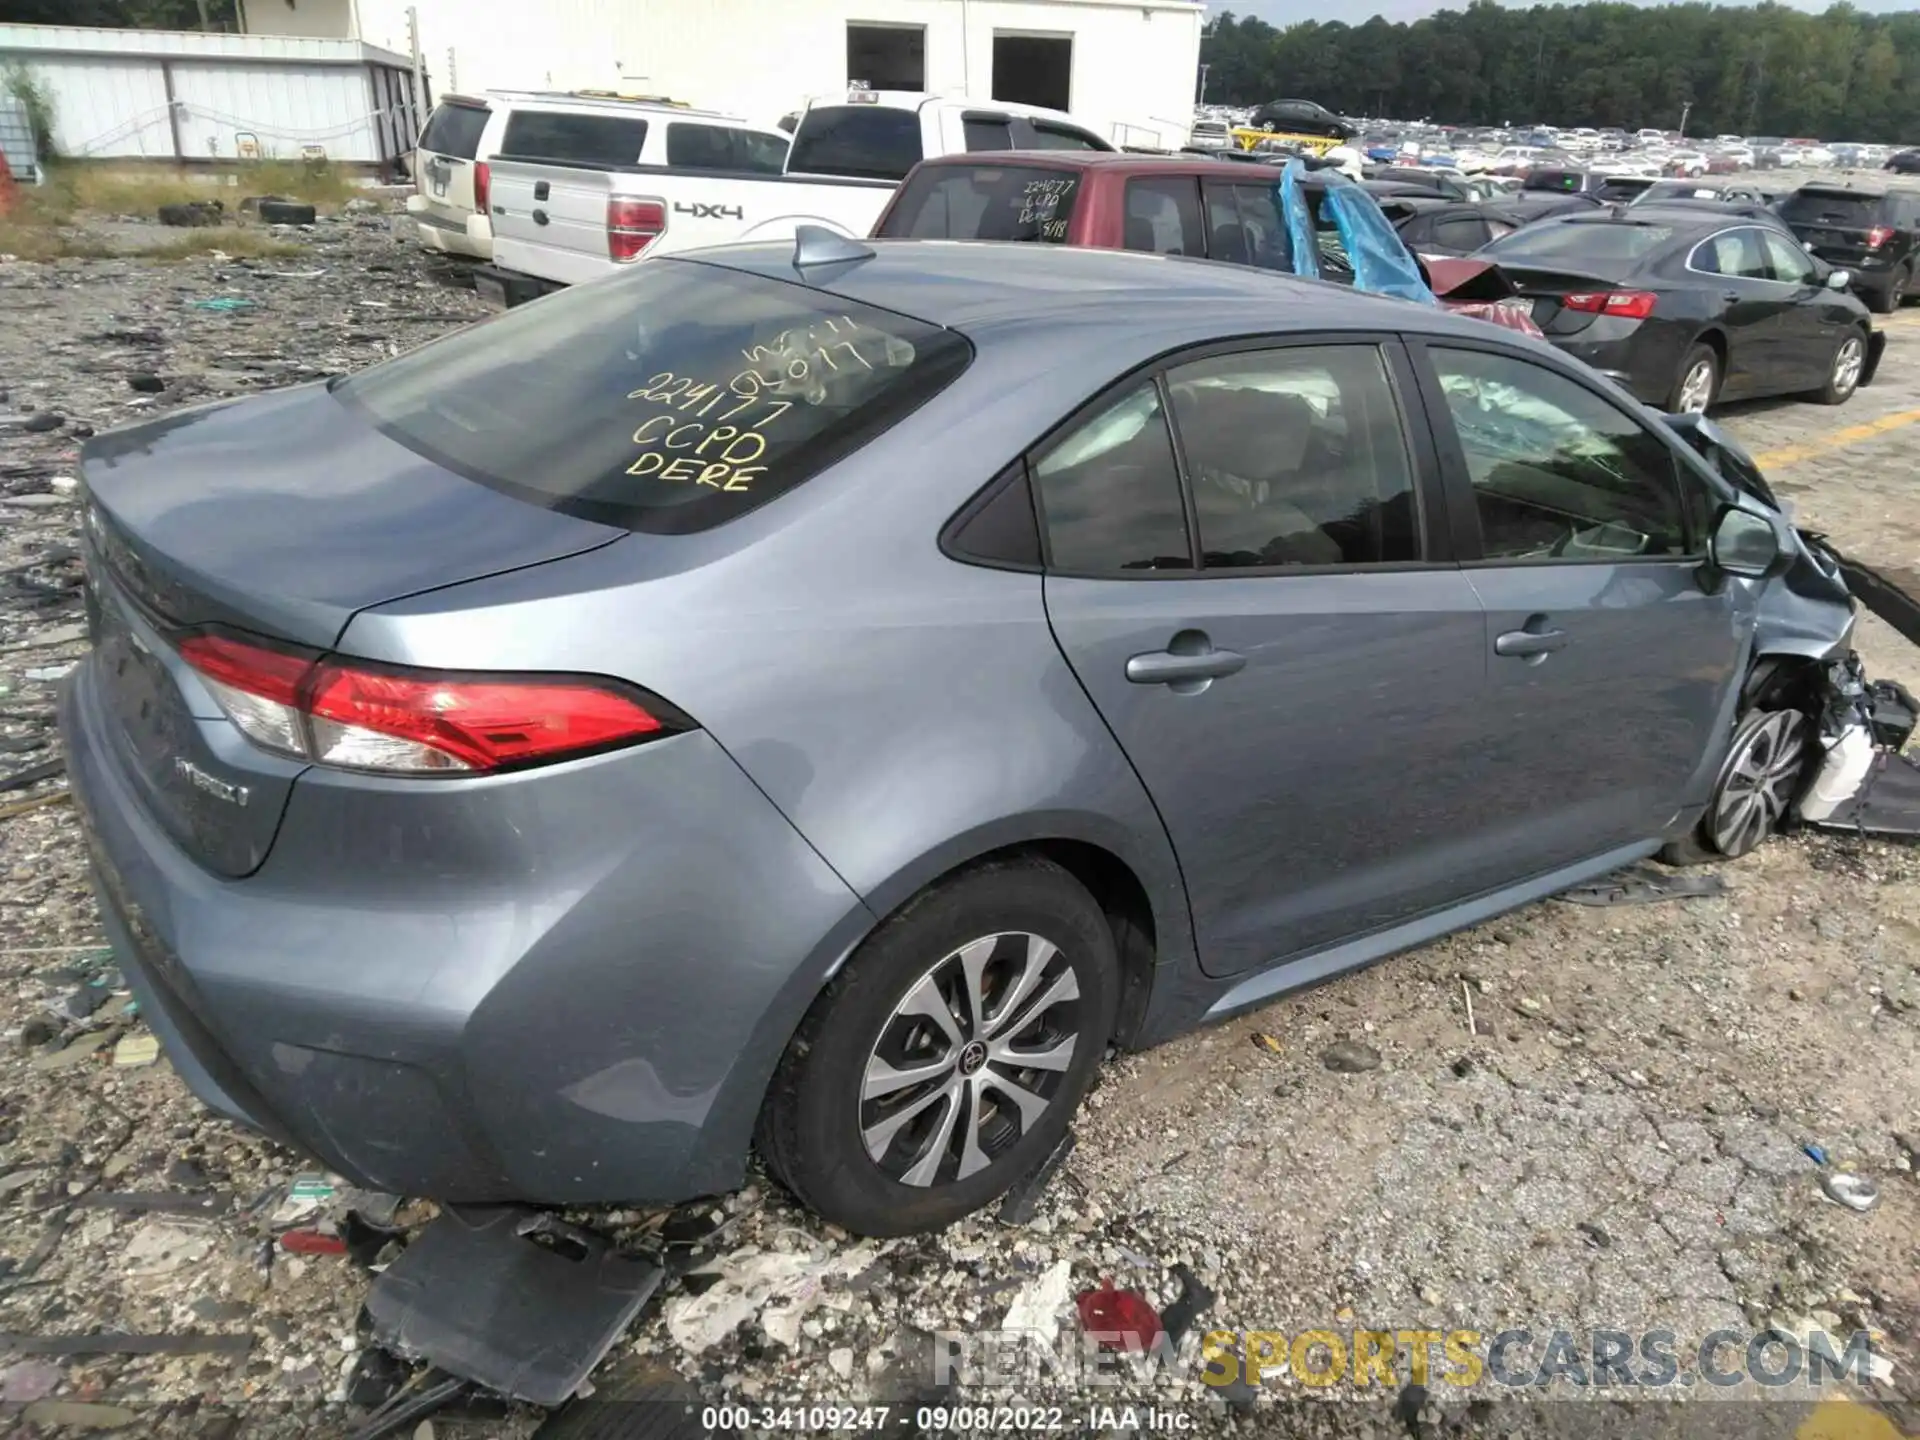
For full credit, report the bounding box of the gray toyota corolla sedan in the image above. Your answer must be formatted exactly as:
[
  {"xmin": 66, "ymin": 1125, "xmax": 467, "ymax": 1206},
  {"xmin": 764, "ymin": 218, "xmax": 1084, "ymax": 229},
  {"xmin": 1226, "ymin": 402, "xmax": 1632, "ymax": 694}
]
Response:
[{"xmin": 64, "ymin": 236, "xmax": 1834, "ymax": 1236}]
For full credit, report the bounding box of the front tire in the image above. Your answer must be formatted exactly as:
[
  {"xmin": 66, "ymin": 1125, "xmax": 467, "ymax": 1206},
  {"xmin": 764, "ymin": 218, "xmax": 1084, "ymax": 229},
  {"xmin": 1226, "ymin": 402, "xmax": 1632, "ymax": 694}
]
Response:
[
  {"xmin": 1812, "ymin": 329, "xmax": 1868, "ymax": 405},
  {"xmin": 759, "ymin": 857, "xmax": 1118, "ymax": 1236},
  {"xmin": 1668, "ymin": 344, "xmax": 1720, "ymax": 414},
  {"xmin": 1660, "ymin": 708, "xmax": 1813, "ymax": 865}
]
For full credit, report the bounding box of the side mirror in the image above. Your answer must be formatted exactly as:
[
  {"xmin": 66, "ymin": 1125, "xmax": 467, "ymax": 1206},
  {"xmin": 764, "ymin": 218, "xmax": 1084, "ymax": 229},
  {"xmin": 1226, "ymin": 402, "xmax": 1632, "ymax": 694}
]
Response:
[
  {"xmin": 1708, "ymin": 505, "xmax": 1792, "ymax": 580},
  {"xmin": 1827, "ymin": 269, "xmax": 1851, "ymax": 290}
]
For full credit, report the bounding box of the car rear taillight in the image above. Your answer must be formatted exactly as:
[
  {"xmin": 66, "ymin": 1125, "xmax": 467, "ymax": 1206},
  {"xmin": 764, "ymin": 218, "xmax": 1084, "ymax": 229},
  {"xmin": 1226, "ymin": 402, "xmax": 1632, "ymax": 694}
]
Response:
[
  {"xmin": 473, "ymin": 160, "xmax": 491, "ymax": 216},
  {"xmin": 608, "ymin": 198, "xmax": 666, "ymax": 261},
  {"xmin": 1562, "ymin": 290, "xmax": 1657, "ymax": 320},
  {"xmin": 1866, "ymin": 224, "xmax": 1893, "ymax": 249},
  {"xmin": 179, "ymin": 632, "xmax": 682, "ymax": 775}
]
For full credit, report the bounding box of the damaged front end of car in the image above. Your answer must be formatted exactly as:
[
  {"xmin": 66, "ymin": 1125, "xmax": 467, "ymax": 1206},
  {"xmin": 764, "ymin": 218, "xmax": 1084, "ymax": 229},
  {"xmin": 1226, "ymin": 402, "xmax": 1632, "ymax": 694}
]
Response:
[{"xmin": 1665, "ymin": 411, "xmax": 1920, "ymax": 841}]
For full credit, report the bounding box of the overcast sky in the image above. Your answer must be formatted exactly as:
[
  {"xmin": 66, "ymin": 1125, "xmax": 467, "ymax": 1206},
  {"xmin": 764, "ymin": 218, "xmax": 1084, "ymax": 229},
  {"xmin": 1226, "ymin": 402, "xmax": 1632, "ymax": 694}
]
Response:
[{"xmin": 1224, "ymin": 0, "xmax": 1913, "ymax": 22}]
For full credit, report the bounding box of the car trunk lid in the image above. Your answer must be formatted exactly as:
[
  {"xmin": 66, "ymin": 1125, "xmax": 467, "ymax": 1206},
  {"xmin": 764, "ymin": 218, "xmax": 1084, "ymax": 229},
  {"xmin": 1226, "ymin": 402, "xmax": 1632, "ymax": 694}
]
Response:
[
  {"xmin": 1495, "ymin": 265, "xmax": 1640, "ymax": 335},
  {"xmin": 78, "ymin": 386, "xmax": 622, "ymax": 877}
]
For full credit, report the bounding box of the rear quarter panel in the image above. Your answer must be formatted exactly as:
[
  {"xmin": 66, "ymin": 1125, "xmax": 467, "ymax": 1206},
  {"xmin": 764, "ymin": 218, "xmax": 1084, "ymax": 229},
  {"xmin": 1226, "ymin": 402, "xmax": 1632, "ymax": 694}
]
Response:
[{"xmin": 336, "ymin": 317, "xmax": 1216, "ymax": 1064}]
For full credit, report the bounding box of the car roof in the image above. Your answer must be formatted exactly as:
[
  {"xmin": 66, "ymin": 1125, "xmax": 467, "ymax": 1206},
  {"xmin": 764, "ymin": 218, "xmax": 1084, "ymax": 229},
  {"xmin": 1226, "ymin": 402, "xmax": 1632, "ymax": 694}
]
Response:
[
  {"xmin": 913, "ymin": 151, "xmax": 1267, "ymax": 181},
  {"xmin": 679, "ymin": 238, "xmax": 1499, "ymax": 340}
]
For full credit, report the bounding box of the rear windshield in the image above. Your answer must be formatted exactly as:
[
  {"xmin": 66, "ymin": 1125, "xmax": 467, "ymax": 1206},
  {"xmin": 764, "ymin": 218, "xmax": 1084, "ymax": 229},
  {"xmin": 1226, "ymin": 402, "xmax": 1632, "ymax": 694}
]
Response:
[
  {"xmin": 1483, "ymin": 220, "xmax": 1674, "ymax": 276},
  {"xmin": 788, "ymin": 105, "xmax": 924, "ymax": 181},
  {"xmin": 1523, "ymin": 169, "xmax": 1587, "ymax": 193},
  {"xmin": 1779, "ymin": 190, "xmax": 1884, "ymax": 225},
  {"xmin": 333, "ymin": 261, "xmax": 971, "ymax": 534},
  {"xmin": 879, "ymin": 165, "xmax": 1081, "ymax": 242},
  {"xmin": 419, "ymin": 102, "xmax": 489, "ymax": 160},
  {"xmin": 500, "ymin": 110, "xmax": 649, "ymax": 166}
]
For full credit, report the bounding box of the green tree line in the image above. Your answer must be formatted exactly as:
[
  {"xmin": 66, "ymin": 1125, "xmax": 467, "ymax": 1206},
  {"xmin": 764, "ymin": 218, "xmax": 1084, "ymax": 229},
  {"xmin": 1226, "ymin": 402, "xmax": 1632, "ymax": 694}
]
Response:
[
  {"xmin": 1203, "ymin": 1, "xmax": 1920, "ymax": 142},
  {"xmin": 0, "ymin": 1, "xmax": 241, "ymax": 28}
]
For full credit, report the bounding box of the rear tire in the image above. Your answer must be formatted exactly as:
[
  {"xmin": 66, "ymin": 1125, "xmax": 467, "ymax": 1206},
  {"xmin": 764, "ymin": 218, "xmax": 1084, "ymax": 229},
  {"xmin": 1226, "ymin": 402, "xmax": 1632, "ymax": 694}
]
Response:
[
  {"xmin": 1667, "ymin": 344, "xmax": 1720, "ymax": 414},
  {"xmin": 758, "ymin": 857, "xmax": 1118, "ymax": 1237},
  {"xmin": 1812, "ymin": 328, "xmax": 1868, "ymax": 405},
  {"xmin": 1866, "ymin": 267, "xmax": 1906, "ymax": 314}
]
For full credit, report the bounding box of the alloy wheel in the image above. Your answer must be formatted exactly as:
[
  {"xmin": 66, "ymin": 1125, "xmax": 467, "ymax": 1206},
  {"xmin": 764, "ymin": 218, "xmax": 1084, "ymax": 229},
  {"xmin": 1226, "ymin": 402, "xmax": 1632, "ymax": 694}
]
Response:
[
  {"xmin": 859, "ymin": 933, "xmax": 1081, "ymax": 1187},
  {"xmin": 1709, "ymin": 710, "xmax": 1809, "ymax": 858},
  {"xmin": 1832, "ymin": 336, "xmax": 1865, "ymax": 395},
  {"xmin": 1677, "ymin": 358, "xmax": 1716, "ymax": 413}
]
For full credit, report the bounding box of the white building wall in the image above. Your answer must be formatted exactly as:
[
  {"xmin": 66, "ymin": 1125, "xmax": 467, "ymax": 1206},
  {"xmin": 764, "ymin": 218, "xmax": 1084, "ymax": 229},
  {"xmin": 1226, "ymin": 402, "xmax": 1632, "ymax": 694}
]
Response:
[
  {"xmin": 349, "ymin": 0, "xmax": 1201, "ymax": 148},
  {"xmin": 239, "ymin": 0, "xmax": 359, "ymax": 39},
  {"xmin": 0, "ymin": 23, "xmax": 414, "ymax": 162}
]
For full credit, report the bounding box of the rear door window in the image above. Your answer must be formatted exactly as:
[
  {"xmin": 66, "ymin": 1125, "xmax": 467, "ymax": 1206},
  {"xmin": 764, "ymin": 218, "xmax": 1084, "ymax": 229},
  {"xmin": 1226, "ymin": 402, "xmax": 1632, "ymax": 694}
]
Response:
[
  {"xmin": 334, "ymin": 261, "xmax": 971, "ymax": 535},
  {"xmin": 1032, "ymin": 383, "xmax": 1192, "ymax": 573},
  {"xmin": 1167, "ymin": 346, "xmax": 1419, "ymax": 569},
  {"xmin": 1692, "ymin": 227, "xmax": 1771, "ymax": 279},
  {"xmin": 500, "ymin": 110, "xmax": 649, "ymax": 166},
  {"xmin": 1124, "ymin": 177, "xmax": 1203, "ymax": 257},
  {"xmin": 419, "ymin": 102, "xmax": 490, "ymax": 159},
  {"xmin": 879, "ymin": 165, "xmax": 1079, "ymax": 241},
  {"xmin": 788, "ymin": 105, "xmax": 924, "ymax": 180},
  {"xmin": 1201, "ymin": 180, "xmax": 1290, "ymax": 270}
]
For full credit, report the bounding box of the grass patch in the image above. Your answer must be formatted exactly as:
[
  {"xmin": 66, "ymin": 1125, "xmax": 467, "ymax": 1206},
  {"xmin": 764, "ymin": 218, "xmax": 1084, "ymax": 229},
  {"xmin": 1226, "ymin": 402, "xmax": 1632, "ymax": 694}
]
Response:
[
  {"xmin": 0, "ymin": 190, "xmax": 303, "ymax": 263},
  {"xmin": 54, "ymin": 158, "xmax": 365, "ymax": 216},
  {"xmin": 139, "ymin": 231, "xmax": 307, "ymax": 261}
]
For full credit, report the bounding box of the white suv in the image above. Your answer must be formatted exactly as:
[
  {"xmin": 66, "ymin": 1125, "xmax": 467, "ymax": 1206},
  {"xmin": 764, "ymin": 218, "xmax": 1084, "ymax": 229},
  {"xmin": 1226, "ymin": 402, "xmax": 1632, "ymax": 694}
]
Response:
[{"xmin": 406, "ymin": 91, "xmax": 789, "ymax": 261}]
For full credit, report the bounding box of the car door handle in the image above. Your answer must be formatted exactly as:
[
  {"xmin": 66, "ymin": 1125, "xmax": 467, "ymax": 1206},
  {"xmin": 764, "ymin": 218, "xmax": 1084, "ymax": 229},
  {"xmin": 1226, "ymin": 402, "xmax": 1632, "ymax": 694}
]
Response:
[
  {"xmin": 1494, "ymin": 628, "xmax": 1569, "ymax": 658},
  {"xmin": 1125, "ymin": 646, "xmax": 1246, "ymax": 685}
]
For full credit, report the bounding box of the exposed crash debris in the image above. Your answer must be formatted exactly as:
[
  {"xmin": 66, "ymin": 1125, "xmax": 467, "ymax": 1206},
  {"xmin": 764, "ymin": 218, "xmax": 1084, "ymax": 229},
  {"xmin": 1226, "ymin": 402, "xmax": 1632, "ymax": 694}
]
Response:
[
  {"xmin": 1558, "ymin": 863, "xmax": 1731, "ymax": 906},
  {"xmin": 366, "ymin": 1207, "xmax": 665, "ymax": 1407}
]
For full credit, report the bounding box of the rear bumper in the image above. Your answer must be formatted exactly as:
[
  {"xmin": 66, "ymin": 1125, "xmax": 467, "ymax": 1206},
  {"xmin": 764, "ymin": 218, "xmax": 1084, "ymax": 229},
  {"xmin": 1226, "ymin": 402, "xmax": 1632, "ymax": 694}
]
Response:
[
  {"xmin": 406, "ymin": 196, "xmax": 493, "ymax": 260},
  {"xmin": 471, "ymin": 263, "xmax": 563, "ymax": 311},
  {"xmin": 60, "ymin": 657, "xmax": 871, "ymax": 1204},
  {"xmin": 1545, "ymin": 320, "xmax": 1685, "ymax": 406}
]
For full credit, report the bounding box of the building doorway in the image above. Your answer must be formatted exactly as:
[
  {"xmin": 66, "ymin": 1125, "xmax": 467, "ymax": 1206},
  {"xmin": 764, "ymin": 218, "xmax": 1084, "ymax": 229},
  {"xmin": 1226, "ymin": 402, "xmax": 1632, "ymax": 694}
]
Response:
[
  {"xmin": 992, "ymin": 33, "xmax": 1072, "ymax": 113},
  {"xmin": 847, "ymin": 23, "xmax": 926, "ymax": 92}
]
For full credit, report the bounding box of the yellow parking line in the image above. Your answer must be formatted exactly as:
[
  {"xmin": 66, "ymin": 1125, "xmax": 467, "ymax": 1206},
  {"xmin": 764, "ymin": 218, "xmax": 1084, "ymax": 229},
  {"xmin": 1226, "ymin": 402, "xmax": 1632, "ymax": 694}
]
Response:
[{"xmin": 1751, "ymin": 406, "xmax": 1920, "ymax": 470}]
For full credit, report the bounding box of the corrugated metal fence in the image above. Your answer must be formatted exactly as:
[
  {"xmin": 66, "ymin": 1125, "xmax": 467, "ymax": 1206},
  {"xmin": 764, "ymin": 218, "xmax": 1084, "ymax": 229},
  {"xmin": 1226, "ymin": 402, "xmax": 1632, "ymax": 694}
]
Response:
[
  {"xmin": 0, "ymin": 94, "xmax": 37, "ymax": 182},
  {"xmin": 0, "ymin": 24, "xmax": 424, "ymax": 166}
]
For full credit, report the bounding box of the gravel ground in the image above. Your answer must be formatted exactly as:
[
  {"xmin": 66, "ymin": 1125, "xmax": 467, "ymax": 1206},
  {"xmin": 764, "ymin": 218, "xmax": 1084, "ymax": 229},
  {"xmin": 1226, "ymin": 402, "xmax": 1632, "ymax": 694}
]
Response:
[{"xmin": 0, "ymin": 201, "xmax": 1915, "ymax": 1439}]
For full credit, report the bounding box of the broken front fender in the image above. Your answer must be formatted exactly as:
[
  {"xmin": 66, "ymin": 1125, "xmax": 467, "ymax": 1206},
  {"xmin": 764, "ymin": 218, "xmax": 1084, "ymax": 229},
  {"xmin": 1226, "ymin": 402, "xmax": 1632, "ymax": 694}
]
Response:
[{"xmin": 1661, "ymin": 412, "xmax": 1856, "ymax": 660}]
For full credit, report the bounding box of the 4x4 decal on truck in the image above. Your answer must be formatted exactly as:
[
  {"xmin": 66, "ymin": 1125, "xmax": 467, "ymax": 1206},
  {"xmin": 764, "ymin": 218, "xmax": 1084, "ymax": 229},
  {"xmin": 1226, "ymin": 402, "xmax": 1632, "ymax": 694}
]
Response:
[{"xmin": 675, "ymin": 201, "xmax": 745, "ymax": 221}]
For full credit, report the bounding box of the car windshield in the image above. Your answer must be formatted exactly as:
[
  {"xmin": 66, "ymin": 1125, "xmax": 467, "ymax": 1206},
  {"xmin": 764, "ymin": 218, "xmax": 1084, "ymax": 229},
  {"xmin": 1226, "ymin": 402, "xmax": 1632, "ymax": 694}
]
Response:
[
  {"xmin": 334, "ymin": 260, "xmax": 971, "ymax": 534},
  {"xmin": 1483, "ymin": 220, "xmax": 1674, "ymax": 277},
  {"xmin": 1523, "ymin": 169, "xmax": 1586, "ymax": 192},
  {"xmin": 878, "ymin": 165, "xmax": 1081, "ymax": 242},
  {"xmin": 1779, "ymin": 191, "xmax": 1883, "ymax": 226}
]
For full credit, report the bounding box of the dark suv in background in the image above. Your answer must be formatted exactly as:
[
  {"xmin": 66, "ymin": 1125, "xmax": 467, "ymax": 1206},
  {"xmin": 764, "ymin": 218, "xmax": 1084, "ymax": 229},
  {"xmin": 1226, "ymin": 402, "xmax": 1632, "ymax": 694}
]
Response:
[{"xmin": 1779, "ymin": 184, "xmax": 1920, "ymax": 312}]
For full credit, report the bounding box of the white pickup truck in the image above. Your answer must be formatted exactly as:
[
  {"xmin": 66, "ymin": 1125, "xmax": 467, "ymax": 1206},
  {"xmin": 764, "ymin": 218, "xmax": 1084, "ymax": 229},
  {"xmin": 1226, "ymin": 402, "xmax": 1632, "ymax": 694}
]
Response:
[{"xmin": 477, "ymin": 90, "xmax": 1114, "ymax": 305}]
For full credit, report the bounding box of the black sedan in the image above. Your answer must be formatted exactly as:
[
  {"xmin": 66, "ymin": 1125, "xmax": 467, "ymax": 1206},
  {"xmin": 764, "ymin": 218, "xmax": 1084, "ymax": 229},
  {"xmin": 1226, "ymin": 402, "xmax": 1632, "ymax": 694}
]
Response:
[
  {"xmin": 1478, "ymin": 206, "xmax": 1881, "ymax": 412},
  {"xmin": 1885, "ymin": 149, "xmax": 1920, "ymax": 175},
  {"xmin": 1380, "ymin": 197, "xmax": 1531, "ymax": 257}
]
